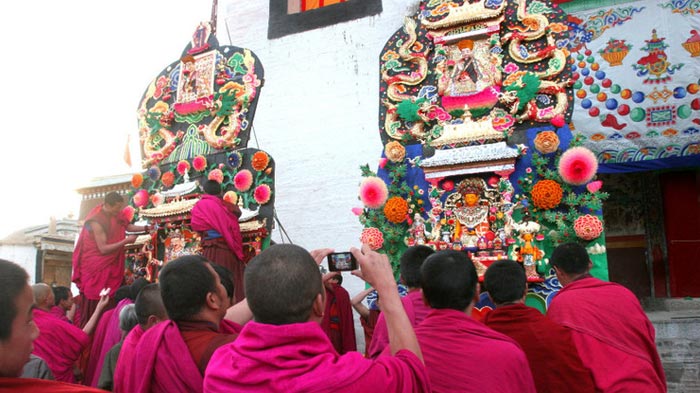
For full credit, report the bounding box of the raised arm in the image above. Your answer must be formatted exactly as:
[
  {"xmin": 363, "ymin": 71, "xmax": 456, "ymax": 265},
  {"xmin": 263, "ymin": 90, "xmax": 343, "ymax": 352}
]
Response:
[
  {"xmin": 91, "ymin": 223, "xmax": 138, "ymax": 255},
  {"xmin": 351, "ymin": 287, "xmax": 374, "ymax": 320},
  {"xmin": 82, "ymin": 294, "xmax": 110, "ymax": 336},
  {"xmin": 351, "ymin": 245, "xmax": 423, "ymax": 362}
]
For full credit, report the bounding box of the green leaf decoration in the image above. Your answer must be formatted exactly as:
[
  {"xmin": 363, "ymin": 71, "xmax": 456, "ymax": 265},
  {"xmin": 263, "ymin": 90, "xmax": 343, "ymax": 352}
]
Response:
[{"xmin": 397, "ymin": 98, "xmax": 426, "ymax": 122}]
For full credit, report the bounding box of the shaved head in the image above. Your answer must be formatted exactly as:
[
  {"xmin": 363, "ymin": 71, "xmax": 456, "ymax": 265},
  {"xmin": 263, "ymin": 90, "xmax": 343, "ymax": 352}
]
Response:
[
  {"xmin": 31, "ymin": 283, "xmax": 53, "ymax": 309},
  {"xmin": 135, "ymin": 283, "xmax": 167, "ymax": 328}
]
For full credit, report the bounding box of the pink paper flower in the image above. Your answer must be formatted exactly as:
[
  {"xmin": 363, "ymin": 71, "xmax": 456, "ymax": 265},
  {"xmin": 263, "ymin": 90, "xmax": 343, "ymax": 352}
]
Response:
[
  {"xmin": 177, "ymin": 160, "xmax": 190, "ymax": 176},
  {"xmin": 558, "ymin": 147, "xmax": 598, "ymax": 185},
  {"xmin": 586, "ymin": 180, "xmax": 603, "ymax": 193},
  {"xmin": 193, "ymin": 155, "xmax": 207, "ymax": 172},
  {"xmin": 254, "ymin": 184, "xmax": 272, "ymax": 204},
  {"xmin": 133, "ymin": 189, "xmax": 149, "ymax": 208},
  {"xmin": 378, "ymin": 157, "xmax": 388, "ymax": 169},
  {"xmin": 574, "ymin": 214, "xmax": 604, "ymax": 240},
  {"xmin": 150, "ymin": 192, "xmax": 164, "ymax": 207},
  {"xmin": 441, "ymin": 180, "xmax": 454, "ymax": 191},
  {"xmin": 359, "ymin": 177, "xmax": 389, "ymax": 209},
  {"xmin": 360, "ymin": 227, "xmax": 384, "ymax": 250},
  {"xmin": 234, "ymin": 170, "xmax": 253, "ymax": 191},
  {"xmin": 208, "ymin": 169, "xmax": 224, "ymax": 184},
  {"xmin": 121, "ymin": 206, "xmax": 135, "ymax": 222},
  {"xmin": 351, "ymin": 207, "xmax": 364, "ymax": 216}
]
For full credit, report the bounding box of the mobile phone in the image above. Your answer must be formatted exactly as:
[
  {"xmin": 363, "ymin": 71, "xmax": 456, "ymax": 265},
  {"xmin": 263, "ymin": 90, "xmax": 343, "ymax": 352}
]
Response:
[{"xmin": 327, "ymin": 252, "xmax": 358, "ymax": 272}]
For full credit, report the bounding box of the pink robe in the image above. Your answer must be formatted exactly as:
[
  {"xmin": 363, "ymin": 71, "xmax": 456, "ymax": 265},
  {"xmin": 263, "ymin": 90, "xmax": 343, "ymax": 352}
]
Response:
[
  {"xmin": 113, "ymin": 325, "xmax": 145, "ymax": 393},
  {"xmin": 191, "ymin": 195, "xmax": 244, "ymax": 260},
  {"xmin": 204, "ymin": 320, "xmax": 430, "ymax": 392},
  {"xmin": 130, "ymin": 320, "xmax": 241, "ymax": 393},
  {"xmin": 414, "ymin": 308, "xmax": 536, "ymax": 393},
  {"xmin": 72, "ymin": 204, "xmax": 129, "ymax": 300},
  {"xmin": 84, "ymin": 298, "xmax": 132, "ymax": 387},
  {"xmin": 32, "ymin": 308, "xmax": 90, "ymax": 383},
  {"xmin": 547, "ymin": 277, "xmax": 666, "ymax": 392},
  {"xmin": 50, "ymin": 305, "xmax": 72, "ymax": 324},
  {"xmin": 368, "ymin": 290, "xmax": 430, "ymax": 359}
]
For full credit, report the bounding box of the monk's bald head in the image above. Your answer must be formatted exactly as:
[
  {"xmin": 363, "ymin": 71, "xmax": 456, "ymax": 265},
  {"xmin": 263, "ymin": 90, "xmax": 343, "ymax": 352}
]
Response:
[
  {"xmin": 135, "ymin": 283, "xmax": 167, "ymax": 329},
  {"xmin": 245, "ymin": 244, "xmax": 322, "ymax": 325},
  {"xmin": 421, "ymin": 250, "xmax": 477, "ymax": 311},
  {"xmin": 31, "ymin": 283, "xmax": 53, "ymax": 309}
]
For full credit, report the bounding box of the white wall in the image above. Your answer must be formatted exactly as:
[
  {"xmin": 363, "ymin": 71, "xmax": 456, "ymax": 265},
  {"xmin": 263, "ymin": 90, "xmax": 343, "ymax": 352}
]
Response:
[
  {"xmin": 220, "ymin": 1, "xmax": 421, "ymax": 351},
  {"xmin": 0, "ymin": 245, "xmax": 38, "ymax": 283}
]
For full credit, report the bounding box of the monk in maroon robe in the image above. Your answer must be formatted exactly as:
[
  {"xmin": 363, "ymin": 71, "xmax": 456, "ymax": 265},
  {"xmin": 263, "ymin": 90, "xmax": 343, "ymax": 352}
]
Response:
[
  {"xmin": 413, "ymin": 251, "xmax": 536, "ymax": 393},
  {"xmin": 126, "ymin": 255, "xmax": 241, "ymax": 392},
  {"xmin": 191, "ymin": 180, "xmax": 246, "ymax": 303},
  {"xmin": 321, "ymin": 274, "xmax": 356, "ymax": 354},
  {"xmin": 113, "ymin": 283, "xmax": 168, "ymax": 393},
  {"xmin": 483, "ymin": 260, "xmax": 595, "ymax": 393},
  {"xmin": 72, "ymin": 192, "xmax": 149, "ymax": 327},
  {"xmin": 204, "ymin": 244, "xmax": 430, "ymax": 392},
  {"xmin": 548, "ymin": 243, "xmax": 666, "ymax": 392},
  {"xmin": 369, "ymin": 245, "xmax": 433, "ymax": 358}
]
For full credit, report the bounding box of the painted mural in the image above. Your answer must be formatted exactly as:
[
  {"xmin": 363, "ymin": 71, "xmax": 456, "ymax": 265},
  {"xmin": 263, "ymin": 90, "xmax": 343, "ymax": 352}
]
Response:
[{"xmin": 564, "ymin": 0, "xmax": 700, "ymax": 164}]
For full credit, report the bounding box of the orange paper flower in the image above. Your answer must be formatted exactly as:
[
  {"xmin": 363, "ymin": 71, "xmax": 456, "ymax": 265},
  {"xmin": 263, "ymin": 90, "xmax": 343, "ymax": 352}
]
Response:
[
  {"xmin": 531, "ymin": 180, "xmax": 563, "ymax": 210},
  {"xmin": 131, "ymin": 173, "xmax": 143, "ymax": 188},
  {"xmin": 251, "ymin": 151, "xmax": 270, "ymax": 171},
  {"xmin": 384, "ymin": 141, "xmax": 406, "ymax": 163},
  {"xmin": 383, "ymin": 196, "xmax": 409, "ymax": 223},
  {"xmin": 534, "ymin": 131, "xmax": 560, "ymax": 154}
]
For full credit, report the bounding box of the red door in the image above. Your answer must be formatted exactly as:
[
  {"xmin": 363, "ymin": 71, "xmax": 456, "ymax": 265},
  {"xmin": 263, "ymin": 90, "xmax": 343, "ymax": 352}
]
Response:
[{"xmin": 661, "ymin": 171, "xmax": 700, "ymax": 297}]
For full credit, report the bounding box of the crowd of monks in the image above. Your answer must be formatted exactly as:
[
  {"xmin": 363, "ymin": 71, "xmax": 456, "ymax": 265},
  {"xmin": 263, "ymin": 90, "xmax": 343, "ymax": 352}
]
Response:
[{"xmin": 0, "ymin": 240, "xmax": 667, "ymax": 392}]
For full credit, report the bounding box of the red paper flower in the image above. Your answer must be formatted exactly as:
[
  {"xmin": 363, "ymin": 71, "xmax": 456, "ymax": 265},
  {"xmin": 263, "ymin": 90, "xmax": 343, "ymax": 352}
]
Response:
[
  {"xmin": 234, "ymin": 170, "xmax": 253, "ymax": 191},
  {"xmin": 177, "ymin": 160, "xmax": 190, "ymax": 176},
  {"xmin": 208, "ymin": 169, "xmax": 224, "ymax": 184},
  {"xmin": 161, "ymin": 172, "xmax": 175, "ymax": 187},
  {"xmin": 254, "ymin": 184, "xmax": 272, "ymax": 204},
  {"xmin": 131, "ymin": 173, "xmax": 143, "ymax": 188},
  {"xmin": 574, "ymin": 214, "xmax": 604, "ymax": 240},
  {"xmin": 360, "ymin": 227, "xmax": 384, "ymax": 250},
  {"xmin": 121, "ymin": 206, "xmax": 135, "ymax": 222},
  {"xmin": 558, "ymin": 147, "xmax": 598, "ymax": 185},
  {"xmin": 359, "ymin": 177, "xmax": 389, "ymax": 209},
  {"xmin": 193, "ymin": 156, "xmax": 207, "ymax": 172},
  {"xmin": 133, "ymin": 190, "xmax": 149, "ymax": 208}
]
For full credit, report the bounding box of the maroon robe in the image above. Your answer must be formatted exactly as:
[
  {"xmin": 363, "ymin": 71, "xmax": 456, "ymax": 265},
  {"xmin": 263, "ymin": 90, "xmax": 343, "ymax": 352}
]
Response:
[
  {"xmin": 72, "ymin": 205, "xmax": 128, "ymax": 327},
  {"xmin": 483, "ymin": 303, "xmax": 595, "ymax": 393},
  {"xmin": 321, "ymin": 283, "xmax": 356, "ymax": 354},
  {"xmin": 0, "ymin": 378, "xmax": 106, "ymax": 392},
  {"xmin": 414, "ymin": 308, "xmax": 536, "ymax": 393},
  {"xmin": 547, "ymin": 277, "xmax": 666, "ymax": 392}
]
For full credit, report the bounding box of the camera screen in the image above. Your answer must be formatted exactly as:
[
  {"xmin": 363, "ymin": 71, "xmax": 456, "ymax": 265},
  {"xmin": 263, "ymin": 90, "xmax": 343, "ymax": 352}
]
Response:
[{"xmin": 328, "ymin": 252, "xmax": 356, "ymax": 271}]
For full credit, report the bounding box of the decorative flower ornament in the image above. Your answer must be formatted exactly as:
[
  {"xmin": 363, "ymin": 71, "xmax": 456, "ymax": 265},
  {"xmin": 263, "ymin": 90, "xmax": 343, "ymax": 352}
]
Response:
[
  {"xmin": 131, "ymin": 173, "xmax": 144, "ymax": 188},
  {"xmin": 384, "ymin": 141, "xmax": 406, "ymax": 163},
  {"xmin": 558, "ymin": 147, "xmax": 598, "ymax": 185},
  {"xmin": 223, "ymin": 191, "xmax": 238, "ymax": 205},
  {"xmin": 161, "ymin": 172, "xmax": 175, "ymax": 188},
  {"xmin": 192, "ymin": 156, "xmax": 207, "ymax": 172},
  {"xmin": 586, "ymin": 180, "xmax": 603, "ymax": 193},
  {"xmin": 351, "ymin": 207, "xmax": 363, "ymax": 216},
  {"xmin": 383, "ymin": 197, "xmax": 409, "ymax": 223},
  {"xmin": 574, "ymin": 214, "xmax": 604, "ymax": 240},
  {"xmin": 233, "ymin": 170, "xmax": 253, "ymax": 191},
  {"xmin": 147, "ymin": 166, "xmax": 161, "ymax": 182},
  {"xmin": 227, "ymin": 152, "xmax": 242, "ymax": 169},
  {"xmin": 208, "ymin": 169, "xmax": 224, "ymax": 184},
  {"xmin": 534, "ymin": 131, "xmax": 560, "ymax": 154},
  {"xmin": 253, "ymin": 184, "xmax": 272, "ymax": 204},
  {"xmin": 530, "ymin": 180, "xmax": 563, "ymax": 210},
  {"xmin": 150, "ymin": 193, "xmax": 164, "ymax": 207},
  {"xmin": 359, "ymin": 177, "xmax": 389, "ymax": 209},
  {"xmin": 133, "ymin": 190, "xmax": 149, "ymax": 208},
  {"xmin": 177, "ymin": 160, "xmax": 191, "ymax": 176},
  {"xmin": 360, "ymin": 227, "xmax": 384, "ymax": 250},
  {"xmin": 251, "ymin": 151, "xmax": 270, "ymax": 171},
  {"xmin": 121, "ymin": 206, "xmax": 135, "ymax": 222}
]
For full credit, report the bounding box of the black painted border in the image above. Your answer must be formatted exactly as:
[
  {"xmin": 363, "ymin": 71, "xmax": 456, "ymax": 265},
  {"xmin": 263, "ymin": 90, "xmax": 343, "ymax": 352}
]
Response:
[{"xmin": 268, "ymin": 0, "xmax": 382, "ymax": 39}]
